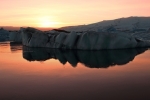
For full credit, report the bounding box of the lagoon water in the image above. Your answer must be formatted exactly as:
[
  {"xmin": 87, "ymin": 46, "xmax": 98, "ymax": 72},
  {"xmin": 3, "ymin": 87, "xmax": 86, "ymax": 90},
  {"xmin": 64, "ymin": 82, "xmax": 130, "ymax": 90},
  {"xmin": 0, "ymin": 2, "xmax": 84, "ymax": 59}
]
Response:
[{"xmin": 0, "ymin": 42, "xmax": 150, "ymax": 100}]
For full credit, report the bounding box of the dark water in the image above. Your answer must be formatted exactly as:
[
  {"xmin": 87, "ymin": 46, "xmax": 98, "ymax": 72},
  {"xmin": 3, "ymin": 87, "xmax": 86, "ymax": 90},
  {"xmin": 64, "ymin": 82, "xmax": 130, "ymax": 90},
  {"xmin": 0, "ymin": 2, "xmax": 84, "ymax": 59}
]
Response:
[{"xmin": 0, "ymin": 42, "xmax": 150, "ymax": 100}]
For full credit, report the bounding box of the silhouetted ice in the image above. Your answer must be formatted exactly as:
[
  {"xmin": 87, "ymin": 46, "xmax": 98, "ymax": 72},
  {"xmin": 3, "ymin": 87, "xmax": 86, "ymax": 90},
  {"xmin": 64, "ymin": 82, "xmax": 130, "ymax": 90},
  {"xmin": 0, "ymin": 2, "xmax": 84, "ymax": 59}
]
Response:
[
  {"xmin": 20, "ymin": 27, "xmax": 150, "ymax": 50},
  {"xmin": 0, "ymin": 28, "xmax": 9, "ymax": 41}
]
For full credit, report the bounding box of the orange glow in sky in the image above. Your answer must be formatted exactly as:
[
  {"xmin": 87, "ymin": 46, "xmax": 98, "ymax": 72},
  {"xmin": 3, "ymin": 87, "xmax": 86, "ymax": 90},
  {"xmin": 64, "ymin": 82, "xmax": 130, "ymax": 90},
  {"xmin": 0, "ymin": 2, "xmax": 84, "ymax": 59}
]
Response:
[{"xmin": 0, "ymin": 0, "xmax": 150, "ymax": 28}]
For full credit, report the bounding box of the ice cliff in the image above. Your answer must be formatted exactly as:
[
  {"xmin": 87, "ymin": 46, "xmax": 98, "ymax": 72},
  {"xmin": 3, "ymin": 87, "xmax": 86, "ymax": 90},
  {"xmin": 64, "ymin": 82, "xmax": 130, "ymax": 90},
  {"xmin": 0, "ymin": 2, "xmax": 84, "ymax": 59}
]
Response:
[
  {"xmin": 9, "ymin": 31, "xmax": 22, "ymax": 42},
  {"xmin": 20, "ymin": 27, "xmax": 150, "ymax": 50}
]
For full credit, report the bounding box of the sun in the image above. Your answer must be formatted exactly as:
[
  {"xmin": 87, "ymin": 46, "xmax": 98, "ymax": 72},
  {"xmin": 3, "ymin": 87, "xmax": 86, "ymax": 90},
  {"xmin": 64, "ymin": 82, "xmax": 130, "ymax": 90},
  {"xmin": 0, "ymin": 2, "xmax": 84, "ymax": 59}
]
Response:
[
  {"xmin": 41, "ymin": 19, "xmax": 52, "ymax": 27},
  {"xmin": 38, "ymin": 16, "xmax": 59, "ymax": 28}
]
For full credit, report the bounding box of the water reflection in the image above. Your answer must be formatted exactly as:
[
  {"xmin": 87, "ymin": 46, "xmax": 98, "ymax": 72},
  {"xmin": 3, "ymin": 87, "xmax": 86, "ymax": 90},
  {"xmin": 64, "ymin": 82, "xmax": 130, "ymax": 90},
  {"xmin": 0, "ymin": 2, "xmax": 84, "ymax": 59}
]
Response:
[
  {"xmin": 0, "ymin": 41, "xmax": 10, "ymax": 47},
  {"xmin": 0, "ymin": 42, "xmax": 10, "ymax": 53},
  {"xmin": 1, "ymin": 42, "xmax": 150, "ymax": 100},
  {"xmin": 22, "ymin": 46, "xmax": 148, "ymax": 68},
  {"xmin": 10, "ymin": 42, "xmax": 22, "ymax": 52}
]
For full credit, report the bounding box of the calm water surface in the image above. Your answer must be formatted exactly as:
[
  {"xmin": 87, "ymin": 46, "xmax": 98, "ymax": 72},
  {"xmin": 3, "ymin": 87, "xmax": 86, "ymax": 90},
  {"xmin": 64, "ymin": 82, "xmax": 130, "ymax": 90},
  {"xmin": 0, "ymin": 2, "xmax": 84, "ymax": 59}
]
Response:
[{"xmin": 0, "ymin": 42, "xmax": 150, "ymax": 100}]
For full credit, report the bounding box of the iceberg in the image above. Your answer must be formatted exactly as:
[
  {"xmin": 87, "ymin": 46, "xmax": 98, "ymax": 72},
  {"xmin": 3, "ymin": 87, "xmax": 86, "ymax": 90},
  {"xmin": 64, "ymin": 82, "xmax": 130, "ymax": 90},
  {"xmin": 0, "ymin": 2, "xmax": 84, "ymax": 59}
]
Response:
[
  {"xmin": 0, "ymin": 28, "xmax": 10, "ymax": 41},
  {"xmin": 20, "ymin": 27, "xmax": 150, "ymax": 50},
  {"xmin": 9, "ymin": 31, "xmax": 22, "ymax": 42}
]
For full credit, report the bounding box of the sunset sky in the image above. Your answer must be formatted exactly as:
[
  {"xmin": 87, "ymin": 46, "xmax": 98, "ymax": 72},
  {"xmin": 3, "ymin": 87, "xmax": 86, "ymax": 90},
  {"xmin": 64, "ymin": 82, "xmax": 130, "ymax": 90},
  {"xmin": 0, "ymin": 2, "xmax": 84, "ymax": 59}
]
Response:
[{"xmin": 0, "ymin": 0, "xmax": 150, "ymax": 28}]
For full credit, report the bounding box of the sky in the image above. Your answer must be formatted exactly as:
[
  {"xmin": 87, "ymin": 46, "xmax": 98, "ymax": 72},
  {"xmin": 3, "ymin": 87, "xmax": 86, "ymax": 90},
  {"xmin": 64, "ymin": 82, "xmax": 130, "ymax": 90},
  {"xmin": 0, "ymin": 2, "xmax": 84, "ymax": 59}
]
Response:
[{"xmin": 0, "ymin": 0, "xmax": 150, "ymax": 28}]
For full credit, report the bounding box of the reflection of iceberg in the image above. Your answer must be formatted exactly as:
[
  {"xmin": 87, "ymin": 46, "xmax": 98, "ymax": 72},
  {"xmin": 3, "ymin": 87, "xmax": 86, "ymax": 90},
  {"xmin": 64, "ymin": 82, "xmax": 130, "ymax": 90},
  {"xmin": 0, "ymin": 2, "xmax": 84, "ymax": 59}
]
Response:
[
  {"xmin": 22, "ymin": 46, "xmax": 148, "ymax": 68},
  {"xmin": 10, "ymin": 42, "xmax": 22, "ymax": 52}
]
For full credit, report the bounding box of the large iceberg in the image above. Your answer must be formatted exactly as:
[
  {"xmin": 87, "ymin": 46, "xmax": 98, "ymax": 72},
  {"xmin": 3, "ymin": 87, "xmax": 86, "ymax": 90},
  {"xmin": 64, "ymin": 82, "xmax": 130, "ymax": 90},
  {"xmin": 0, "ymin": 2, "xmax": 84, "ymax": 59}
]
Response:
[{"xmin": 20, "ymin": 27, "xmax": 150, "ymax": 50}]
